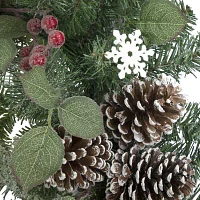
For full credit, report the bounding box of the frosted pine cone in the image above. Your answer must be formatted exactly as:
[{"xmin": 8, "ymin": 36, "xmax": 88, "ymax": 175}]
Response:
[
  {"xmin": 44, "ymin": 125, "xmax": 114, "ymax": 192},
  {"xmin": 106, "ymin": 146, "xmax": 195, "ymax": 200},
  {"xmin": 100, "ymin": 74, "xmax": 186, "ymax": 149}
]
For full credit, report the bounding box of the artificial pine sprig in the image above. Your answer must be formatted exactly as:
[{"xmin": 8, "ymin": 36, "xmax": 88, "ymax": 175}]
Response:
[{"xmin": 0, "ymin": 0, "xmax": 199, "ymax": 199}]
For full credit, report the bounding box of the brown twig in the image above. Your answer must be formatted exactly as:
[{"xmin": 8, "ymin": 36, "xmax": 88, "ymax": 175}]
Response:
[
  {"xmin": 32, "ymin": 35, "xmax": 38, "ymax": 46},
  {"xmin": 75, "ymin": 0, "xmax": 81, "ymax": 12},
  {"xmin": 0, "ymin": 8, "xmax": 52, "ymax": 15},
  {"xmin": 77, "ymin": 190, "xmax": 90, "ymax": 200}
]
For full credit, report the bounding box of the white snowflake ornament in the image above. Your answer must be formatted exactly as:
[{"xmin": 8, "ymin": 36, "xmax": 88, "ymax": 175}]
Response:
[{"xmin": 105, "ymin": 30, "xmax": 154, "ymax": 79}]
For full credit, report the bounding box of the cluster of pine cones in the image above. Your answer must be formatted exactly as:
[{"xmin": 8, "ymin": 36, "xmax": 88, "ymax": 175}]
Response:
[{"xmin": 44, "ymin": 74, "xmax": 195, "ymax": 199}]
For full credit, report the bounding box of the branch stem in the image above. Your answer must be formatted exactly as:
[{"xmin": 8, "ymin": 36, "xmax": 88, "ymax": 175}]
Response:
[
  {"xmin": 48, "ymin": 109, "xmax": 53, "ymax": 129},
  {"xmin": 0, "ymin": 8, "xmax": 51, "ymax": 15}
]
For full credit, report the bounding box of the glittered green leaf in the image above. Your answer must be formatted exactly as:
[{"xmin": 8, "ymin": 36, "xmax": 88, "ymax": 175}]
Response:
[
  {"xmin": 11, "ymin": 126, "xmax": 64, "ymax": 194},
  {"xmin": 58, "ymin": 96, "xmax": 104, "ymax": 139},
  {"xmin": 0, "ymin": 15, "xmax": 27, "ymax": 38},
  {"xmin": 0, "ymin": 38, "xmax": 17, "ymax": 73},
  {"xmin": 138, "ymin": 0, "xmax": 188, "ymax": 44},
  {"xmin": 19, "ymin": 66, "xmax": 61, "ymax": 109}
]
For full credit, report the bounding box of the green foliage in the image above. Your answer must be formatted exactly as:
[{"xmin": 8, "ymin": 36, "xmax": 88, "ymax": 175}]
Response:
[
  {"xmin": 138, "ymin": 0, "xmax": 188, "ymax": 44},
  {"xmin": 11, "ymin": 126, "xmax": 64, "ymax": 194},
  {"xmin": 2, "ymin": 0, "xmax": 48, "ymax": 11},
  {"xmin": 49, "ymin": 0, "xmax": 99, "ymax": 39},
  {"xmin": 1, "ymin": 0, "xmax": 200, "ymax": 199},
  {"xmin": 53, "ymin": 197, "xmax": 75, "ymax": 200},
  {"xmin": 0, "ymin": 15, "xmax": 27, "ymax": 38},
  {"xmin": 0, "ymin": 145, "xmax": 11, "ymax": 190},
  {"xmin": 23, "ymin": 187, "xmax": 74, "ymax": 200},
  {"xmin": 1, "ymin": 67, "xmax": 59, "ymax": 128},
  {"xmin": 187, "ymin": 184, "xmax": 200, "ymax": 200},
  {"xmin": 0, "ymin": 144, "xmax": 24, "ymax": 199},
  {"xmin": 0, "ymin": 143, "xmax": 73, "ymax": 200},
  {"xmin": 75, "ymin": 37, "xmax": 131, "ymax": 103},
  {"xmin": 45, "ymin": 38, "xmax": 130, "ymax": 104},
  {"xmin": 19, "ymin": 66, "xmax": 61, "ymax": 110},
  {"xmin": 58, "ymin": 96, "xmax": 104, "ymax": 139},
  {"xmin": 0, "ymin": 108, "xmax": 15, "ymax": 145},
  {"xmin": 0, "ymin": 38, "xmax": 17, "ymax": 73},
  {"xmin": 83, "ymin": 181, "xmax": 107, "ymax": 200},
  {"xmin": 146, "ymin": 33, "xmax": 200, "ymax": 81},
  {"xmin": 45, "ymin": 48, "xmax": 83, "ymax": 97},
  {"xmin": 4, "ymin": 71, "xmax": 48, "ymax": 125},
  {"xmin": 0, "ymin": 87, "xmax": 15, "ymax": 145},
  {"xmin": 156, "ymin": 103, "xmax": 200, "ymax": 180},
  {"xmin": 96, "ymin": 0, "xmax": 138, "ymax": 33}
]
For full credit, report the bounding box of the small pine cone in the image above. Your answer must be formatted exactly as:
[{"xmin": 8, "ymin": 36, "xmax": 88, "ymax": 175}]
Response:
[
  {"xmin": 45, "ymin": 125, "xmax": 114, "ymax": 192},
  {"xmin": 106, "ymin": 146, "xmax": 195, "ymax": 200},
  {"xmin": 100, "ymin": 74, "xmax": 186, "ymax": 149}
]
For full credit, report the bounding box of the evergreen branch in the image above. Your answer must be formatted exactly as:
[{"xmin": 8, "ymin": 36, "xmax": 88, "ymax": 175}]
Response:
[
  {"xmin": 48, "ymin": 0, "xmax": 99, "ymax": 39},
  {"xmin": 1, "ymin": 0, "xmax": 200, "ymax": 199},
  {"xmin": 2, "ymin": 0, "xmax": 47, "ymax": 9},
  {"xmin": 0, "ymin": 87, "xmax": 15, "ymax": 146},
  {"xmin": 187, "ymin": 184, "xmax": 200, "ymax": 200},
  {"xmin": 0, "ymin": 144, "xmax": 23, "ymax": 199},
  {"xmin": 4, "ymin": 73, "xmax": 49, "ymax": 127},
  {"xmin": 143, "ymin": 0, "xmax": 198, "ymax": 81},
  {"xmin": 0, "ymin": 109, "xmax": 15, "ymax": 145},
  {"xmin": 146, "ymin": 33, "xmax": 200, "ymax": 81},
  {"xmin": 75, "ymin": 37, "xmax": 134, "ymax": 103},
  {"xmin": 156, "ymin": 102, "xmax": 200, "ymax": 181}
]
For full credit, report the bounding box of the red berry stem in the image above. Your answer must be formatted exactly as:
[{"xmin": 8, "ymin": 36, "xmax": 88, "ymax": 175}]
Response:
[
  {"xmin": 32, "ymin": 35, "xmax": 38, "ymax": 46},
  {"xmin": 44, "ymin": 46, "xmax": 51, "ymax": 56}
]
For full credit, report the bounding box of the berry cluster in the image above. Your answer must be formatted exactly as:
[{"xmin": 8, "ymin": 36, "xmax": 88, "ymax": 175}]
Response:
[{"xmin": 20, "ymin": 15, "xmax": 65, "ymax": 71}]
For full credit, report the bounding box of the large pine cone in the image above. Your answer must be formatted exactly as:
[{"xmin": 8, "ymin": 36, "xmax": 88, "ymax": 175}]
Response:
[
  {"xmin": 100, "ymin": 74, "xmax": 186, "ymax": 149},
  {"xmin": 44, "ymin": 125, "xmax": 114, "ymax": 192},
  {"xmin": 106, "ymin": 146, "xmax": 195, "ymax": 200}
]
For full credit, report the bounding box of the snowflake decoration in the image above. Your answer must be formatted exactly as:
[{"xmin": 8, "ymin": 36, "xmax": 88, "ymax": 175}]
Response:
[{"xmin": 105, "ymin": 30, "xmax": 154, "ymax": 79}]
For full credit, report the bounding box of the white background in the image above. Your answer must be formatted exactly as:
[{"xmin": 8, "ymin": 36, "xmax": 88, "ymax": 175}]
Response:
[{"xmin": 1, "ymin": 0, "xmax": 200, "ymax": 199}]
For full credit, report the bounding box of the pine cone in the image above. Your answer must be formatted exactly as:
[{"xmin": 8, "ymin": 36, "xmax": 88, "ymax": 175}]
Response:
[
  {"xmin": 44, "ymin": 125, "xmax": 114, "ymax": 192},
  {"xmin": 100, "ymin": 74, "xmax": 186, "ymax": 149},
  {"xmin": 106, "ymin": 146, "xmax": 195, "ymax": 200}
]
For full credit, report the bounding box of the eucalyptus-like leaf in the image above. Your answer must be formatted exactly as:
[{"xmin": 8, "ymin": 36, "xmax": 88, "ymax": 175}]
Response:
[
  {"xmin": 0, "ymin": 15, "xmax": 27, "ymax": 38},
  {"xmin": 19, "ymin": 66, "xmax": 61, "ymax": 109},
  {"xmin": 58, "ymin": 96, "xmax": 104, "ymax": 139},
  {"xmin": 0, "ymin": 38, "xmax": 17, "ymax": 73},
  {"xmin": 11, "ymin": 126, "xmax": 64, "ymax": 194},
  {"xmin": 138, "ymin": 0, "xmax": 188, "ymax": 44}
]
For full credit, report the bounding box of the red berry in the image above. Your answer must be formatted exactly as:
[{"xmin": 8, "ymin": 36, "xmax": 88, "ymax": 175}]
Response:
[
  {"xmin": 48, "ymin": 30, "xmax": 65, "ymax": 48},
  {"xmin": 29, "ymin": 53, "xmax": 47, "ymax": 67},
  {"xmin": 41, "ymin": 15, "xmax": 58, "ymax": 32},
  {"xmin": 31, "ymin": 45, "xmax": 49, "ymax": 57},
  {"xmin": 27, "ymin": 18, "xmax": 42, "ymax": 35},
  {"xmin": 19, "ymin": 46, "xmax": 32, "ymax": 57},
  {"xmin": 20, "ymin": 57, "xmax": 32, "ymax": 71}
]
